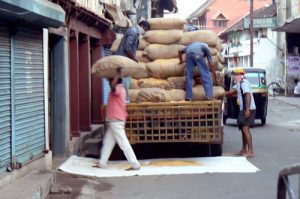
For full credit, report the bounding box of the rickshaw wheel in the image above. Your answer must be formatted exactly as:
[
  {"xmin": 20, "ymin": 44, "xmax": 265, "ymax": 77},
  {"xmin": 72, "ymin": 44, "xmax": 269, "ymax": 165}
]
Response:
[{"xmin": 260, "ymin": 100, "xmax": 268, "ymax": 125}]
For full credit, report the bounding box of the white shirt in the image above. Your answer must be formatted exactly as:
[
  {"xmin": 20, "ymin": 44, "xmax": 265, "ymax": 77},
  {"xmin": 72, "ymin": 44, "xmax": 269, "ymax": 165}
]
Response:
[{"xmin": 237, "ymin": 79, "xmax": 256, "ymax": 111}]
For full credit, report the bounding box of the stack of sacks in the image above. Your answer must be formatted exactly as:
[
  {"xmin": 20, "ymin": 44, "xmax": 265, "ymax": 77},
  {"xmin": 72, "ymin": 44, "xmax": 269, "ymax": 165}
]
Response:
[
  {"xmin": 109, "ymin": 18, "xmax": 225, "ymax": 103},
  {"xmin": 91, "ymin": 55, "xmax": 148, "ymax": 79}
]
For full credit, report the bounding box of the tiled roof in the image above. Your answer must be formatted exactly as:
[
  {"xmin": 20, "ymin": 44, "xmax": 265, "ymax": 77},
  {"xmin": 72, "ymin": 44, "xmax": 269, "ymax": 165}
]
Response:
[
  {"xmin": 186, "ymin": 0, "xmax": 213, "ymax": 20},
  {"xmin": 219, "ymin": 3, "xmax": 277, "ymax": 36}
]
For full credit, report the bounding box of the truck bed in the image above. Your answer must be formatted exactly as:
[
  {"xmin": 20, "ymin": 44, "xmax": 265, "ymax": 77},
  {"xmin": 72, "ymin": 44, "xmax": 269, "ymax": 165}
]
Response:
[{"xmin": 125, "ymin": 100, "xmax": 223, "ymax": 145}]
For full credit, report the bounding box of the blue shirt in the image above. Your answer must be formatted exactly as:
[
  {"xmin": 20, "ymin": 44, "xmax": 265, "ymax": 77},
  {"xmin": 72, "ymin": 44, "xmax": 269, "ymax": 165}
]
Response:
[
  {"xmin": 182, "ymin": 42, "xmax": 212, "ymax": 62},
  {"xmin": 115, "ymin": 26, "xmax": 140, "ymax": 57},
  {"xmin": 237, "ymin": 79, "xmax": 256, "ymax": 111}
]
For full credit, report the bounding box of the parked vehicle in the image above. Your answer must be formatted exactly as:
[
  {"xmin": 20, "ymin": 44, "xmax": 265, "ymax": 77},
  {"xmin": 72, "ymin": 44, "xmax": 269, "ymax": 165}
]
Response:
[
  {"xmin": 102, "ymin": 100, "xmax": 224, "ymax": 156},
  {"xmin": 125, "ymin": 100, "xmax": 223, "ymax": 156},
  {"xmin": 223, "ymin": 67, "xmax": 268, "ymax": 125}
]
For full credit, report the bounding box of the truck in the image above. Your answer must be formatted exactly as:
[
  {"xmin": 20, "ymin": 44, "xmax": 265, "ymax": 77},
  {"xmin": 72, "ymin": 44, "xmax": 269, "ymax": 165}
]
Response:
[{"xmin": 124, "ymin": 100, "xmax": 224, "ymax": 156}]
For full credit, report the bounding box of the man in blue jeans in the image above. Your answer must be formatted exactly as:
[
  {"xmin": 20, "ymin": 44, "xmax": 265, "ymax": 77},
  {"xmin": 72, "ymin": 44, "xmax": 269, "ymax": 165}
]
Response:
[{"xmin": 178, "ymin": 42, "xmax": 219, "ymax": 101}]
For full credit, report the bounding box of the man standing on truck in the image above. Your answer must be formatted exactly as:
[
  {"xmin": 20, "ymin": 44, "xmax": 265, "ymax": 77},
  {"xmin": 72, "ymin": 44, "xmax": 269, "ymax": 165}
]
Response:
[
  {"xmin": 178, "ymin": 42, "xmax": 219, "ymax": 101},
  {"xmin": 115, "ymin": 19, "xmax": 150, "ymax": 102},
  {"xmin": 95, "ymin": 67, "xmax": 141, "ymax": 170},
  {"xmin": 226, "ymin": 68, "xmax": 256, "ymax": 157}
]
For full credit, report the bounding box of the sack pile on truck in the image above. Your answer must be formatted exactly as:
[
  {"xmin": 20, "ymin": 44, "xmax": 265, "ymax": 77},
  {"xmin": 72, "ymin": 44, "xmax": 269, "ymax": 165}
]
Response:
[
  {"xmin": 105, "ymin": 18, "xmax": 225, "ymax": 103},
  {"xmin": 91, "ymin": 55, "xmax": 149, "ymax": 79},
  {"xmin": 131, "ymin": 18, "xmax": 225, "ymax": 103},
  {"xmin": 130, "ymin": 18, "xmax": 225, "ymax": 103}
]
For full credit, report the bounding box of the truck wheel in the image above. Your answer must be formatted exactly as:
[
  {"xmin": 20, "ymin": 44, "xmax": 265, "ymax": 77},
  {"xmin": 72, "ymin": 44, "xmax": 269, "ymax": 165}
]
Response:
[
  {"xmin": 261, "ymin": 117, "xmax": 266, "ymax": 125},
  {"xmin": 209, "ymin": 144, "xmax": 222, "ymax": 156},
  {"xmin": 223, "ymin": 116, "xmax": 227, "ymax": 125}
]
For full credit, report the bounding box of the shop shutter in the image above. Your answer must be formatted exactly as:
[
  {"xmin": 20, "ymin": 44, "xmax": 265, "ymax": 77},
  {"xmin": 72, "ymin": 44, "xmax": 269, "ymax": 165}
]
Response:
[
  {"xmin": 102, "ymin": 48, "xmax": 112, "ymax": 105},
  {"xmin": 13, "ymin": 27, "xmax": 45, "ymax": 164},
  {"xmin": 0, "ymin": 24, "xmax": 12, "ymax": 173}
]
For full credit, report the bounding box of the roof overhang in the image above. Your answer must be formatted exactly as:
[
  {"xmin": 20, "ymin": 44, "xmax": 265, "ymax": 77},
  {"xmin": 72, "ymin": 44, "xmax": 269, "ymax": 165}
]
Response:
[
  {"xmin": 273, "ymin": 16, "xmax": 300, "ymax": 33},
  {"xmin": 0, "ymin": 0, "xmax": 65, "ymax": 28},
  {"xmin": 104, "ymin": 3, "xmax": 131, "ymax": 28}
]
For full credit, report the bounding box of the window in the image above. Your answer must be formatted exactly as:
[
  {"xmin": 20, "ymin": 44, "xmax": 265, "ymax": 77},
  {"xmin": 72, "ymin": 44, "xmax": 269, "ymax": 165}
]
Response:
[
  {"xmin": 212, "ymin": 12, "xmax": 228, "ymax": 28},
  {"xmin": 254, "ymin": 30, "xmax": 259, "ymax": 38},
  {"xmin": 213, "ymin": 20, "xmax": 228, "ymax": 28}
]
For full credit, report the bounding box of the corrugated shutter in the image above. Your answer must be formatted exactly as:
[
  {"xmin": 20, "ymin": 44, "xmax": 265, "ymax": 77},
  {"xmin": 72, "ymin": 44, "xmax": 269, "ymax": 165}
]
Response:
[
  {"xmin": 0, "ymin": 24, "xmax": 12, "ymax": 173},
  {"xmin": 13, "ymin": 27, "xmax": 45, "ymax": 164},
  {"xmin": 102, "ymin": 48, "xmax": 112, "ymax": 105}
]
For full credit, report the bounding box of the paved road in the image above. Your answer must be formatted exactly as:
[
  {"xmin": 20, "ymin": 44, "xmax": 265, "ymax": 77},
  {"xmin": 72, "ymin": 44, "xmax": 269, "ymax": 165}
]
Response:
[{"xmin": 48, "ymin": 98, "xmax": 300, "ymax": 199}]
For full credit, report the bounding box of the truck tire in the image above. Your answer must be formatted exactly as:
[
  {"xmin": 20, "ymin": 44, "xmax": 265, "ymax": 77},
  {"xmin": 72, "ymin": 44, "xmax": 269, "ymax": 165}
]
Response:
[
  {"xmin": 261, "ymin": 117, "xmax": 266, "ymax": 125},
  {"xmin": 223, "ymin": 116, "xmax": 227, "ymax": 125},
  {"xmin": 209, "ymin": 144, "xmax": 222, "ymax": 156}
]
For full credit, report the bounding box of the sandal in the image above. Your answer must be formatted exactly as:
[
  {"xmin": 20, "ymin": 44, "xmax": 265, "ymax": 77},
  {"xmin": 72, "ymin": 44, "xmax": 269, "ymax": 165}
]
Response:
[
  {"xmin": 92, "ymin": 163, "xmax": 107, "ymax": 169},
  {"xmin": 125, "ymin": 166, "xmax": 140, "ymax": 171},
  {"xmin": 234, "ymin": 151, "xmax": 246, "ymax": 156}
]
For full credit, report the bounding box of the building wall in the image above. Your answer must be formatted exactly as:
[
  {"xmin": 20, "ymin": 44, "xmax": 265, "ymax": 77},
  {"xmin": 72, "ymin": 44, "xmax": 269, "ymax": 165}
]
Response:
[
  {"xmin": 225, "ymin": 28, "xmax": 278, "ymax": 84},
  {"xmin": 276, "ymin": 0, "xmax": 287, "ymax": 84},
  {"xmin": 254, "ymin": 37, "xmax": 277, "ymax": 83},
  {"xmin": 276, "ymin": 0, "xmax": 300, "ymax": 95},
  {"xmin": 204, "ymin": 0, "xmax": 273, "ymax": 34},
  {"xmin": 75, "ymin": 0, "xmax": 106, "ymax": 18},
  {"xmin": 291, "ymin": 0, "xmax": 300, "ymax": 19}
]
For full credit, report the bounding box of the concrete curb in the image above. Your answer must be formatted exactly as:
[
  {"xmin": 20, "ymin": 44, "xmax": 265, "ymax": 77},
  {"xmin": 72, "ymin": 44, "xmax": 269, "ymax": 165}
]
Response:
[
  {"xmin": 0, "ymin": 170, "xmax": 54, "ymax": 199},
  {"xmin": 271, "ymin": 97, "xmax": 300, "ymax": 108}
]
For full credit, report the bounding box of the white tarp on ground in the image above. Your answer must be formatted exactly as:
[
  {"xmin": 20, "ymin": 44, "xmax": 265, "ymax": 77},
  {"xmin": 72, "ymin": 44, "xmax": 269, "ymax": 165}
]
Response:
[{"xmin": 59, "ymin": 155, "xmax": 260, "ymax": 178}]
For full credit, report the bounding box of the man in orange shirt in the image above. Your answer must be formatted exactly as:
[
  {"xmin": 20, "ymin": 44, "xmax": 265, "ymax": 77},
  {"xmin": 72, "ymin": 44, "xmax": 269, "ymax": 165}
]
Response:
[{"xmin": 97, "ymin": 67, "xmax": 140, "ymax": 170}]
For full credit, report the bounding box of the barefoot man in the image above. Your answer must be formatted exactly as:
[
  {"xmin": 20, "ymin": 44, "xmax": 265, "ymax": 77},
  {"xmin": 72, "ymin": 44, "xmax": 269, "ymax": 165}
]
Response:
[{"xmin": 226, "ymin": 68, "xmax": 256, "ymax": 157}]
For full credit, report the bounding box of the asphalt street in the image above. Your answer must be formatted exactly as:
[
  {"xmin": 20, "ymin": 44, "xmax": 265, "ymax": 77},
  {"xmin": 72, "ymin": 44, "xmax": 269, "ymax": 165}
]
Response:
[{"xmin": 47, "ymin": 98, "xmax": 300, "ymax": 199}]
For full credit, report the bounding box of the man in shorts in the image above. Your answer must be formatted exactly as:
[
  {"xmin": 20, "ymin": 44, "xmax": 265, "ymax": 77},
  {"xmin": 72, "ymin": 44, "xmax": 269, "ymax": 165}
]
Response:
[{"xmin": 226, "ymin": 68, "xmax": 256, "ymax": 157}]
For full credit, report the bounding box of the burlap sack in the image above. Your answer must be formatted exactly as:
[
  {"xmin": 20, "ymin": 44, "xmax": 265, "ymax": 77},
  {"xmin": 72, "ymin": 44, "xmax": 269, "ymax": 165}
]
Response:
[
  {"xmin": 191, "ymin": 55, "xmax": 220, "ymax": 76},
  {"xmin": 210, "ymin": 48, "xmax": 218, "ymax": 56},
  {"xmin": 148, "ymin": 18, "xmax": 187, "ymax": 30},
  {"xmin": 145, "ymin": 44, "xmax": 185, "ymax": 60},
  {"xmin": 137, "ymin": 78, "xmax": 171, "ymax": 90},
  {"xmin": 110, "ymin": 36, "xmax": 149, "ymax": 52},
  {"xmin": 194, "ymin": 71, "xmax": 224, "ymax": 85},
  {"xmin": 110, "ymin": 37, "xmax": 122, "ymax": 53},
  {"xmin": 137, "ymin": 88, "xmax": 172, "ymax": 102},
  {"xmin": 217, "ymin": 62, "xmax": 224, "ymax": 71},
  {"xmin": 207, "ymin": 56, "xmax": 219, "ymax": 69},
  {"xmin": 216, "ymin": 38, "xmax": 223, "ymax": 52},
  {"xmin": 144, "ymin": 30, "xmax": 183, "ymax": 44},
  {"xmin": 167, "ymin": 89, "xmax": 186, "ymax": 101},
  {"xmin": 136, "ymin": 50, "xmax": 150, "ymax": 63},
  {"xmin": 129, "ymin": 89, "xmax": 140, "ymax": 103},
  {"xmin": 146, "ymin": 59, "xmax": 185, "ymax": 79},
  {"xmin": 179, "ymin": 30, "xmax": 218, "ymax": 46},
  {"xmin": 218, "ymin": 52, "xmax": 225, "ymax": 63},
  {"xmin": 92, "ymin": 55, "xmax": 148, "ymax": 79},
  {"xmin": 167, "ymin": 76, "xmax": 195, "ymax": 89},
  {"xmin": 130, "ymin": 78, "xmax": 140, "ymax": 89},
  {"xmin": 138, "ymin": 37, "xmax": 149, "ymax": 50},
  {"xmin": 192, "ymin": 85, "xmax": 225, "ymax": 100}
]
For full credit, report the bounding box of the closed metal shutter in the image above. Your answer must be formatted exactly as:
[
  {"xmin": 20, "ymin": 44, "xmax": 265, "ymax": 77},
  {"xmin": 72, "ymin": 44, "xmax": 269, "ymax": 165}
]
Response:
[
  {"xmin": 13, "ymin": 27, "xmax": 45, "ymax": 164},
  {"xmin": 102, "ymin": 48, "xmax": 112, "ymax": 105},
  {"xmin": 0, "ymin": 24, "xmax": 12, "ymax": 173}
]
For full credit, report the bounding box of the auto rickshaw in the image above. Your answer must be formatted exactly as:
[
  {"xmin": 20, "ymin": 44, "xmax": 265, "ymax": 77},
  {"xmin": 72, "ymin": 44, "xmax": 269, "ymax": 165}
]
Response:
[{"xmin": 223, "ymin": 67, "xmax": 268, "ymax": 125}]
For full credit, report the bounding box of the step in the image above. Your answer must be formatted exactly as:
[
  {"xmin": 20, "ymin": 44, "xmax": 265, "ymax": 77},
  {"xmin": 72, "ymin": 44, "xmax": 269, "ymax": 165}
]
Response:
[{"xmin": 0, "ymin": 170, "xmax": 54, "ymax": 199}]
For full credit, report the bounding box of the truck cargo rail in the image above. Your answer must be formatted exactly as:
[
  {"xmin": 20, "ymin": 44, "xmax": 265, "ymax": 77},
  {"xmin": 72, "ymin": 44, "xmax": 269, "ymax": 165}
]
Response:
[{"xmin": 124, "ymin": 100, "xmax": 223, "ymax": 144}]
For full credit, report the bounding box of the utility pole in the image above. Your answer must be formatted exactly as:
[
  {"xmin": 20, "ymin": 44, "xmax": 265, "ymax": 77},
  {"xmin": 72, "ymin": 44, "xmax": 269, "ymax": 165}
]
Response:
[{"xmin": 250, "ymin": 0, "xmax": 254, "ymax": 67}]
